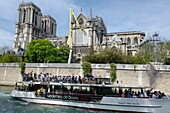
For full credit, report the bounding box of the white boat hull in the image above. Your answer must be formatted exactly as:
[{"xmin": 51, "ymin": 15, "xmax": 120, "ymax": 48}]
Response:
[{"xmin": 11, "ymin": 90, "xmax": 170, "ymax": 113}]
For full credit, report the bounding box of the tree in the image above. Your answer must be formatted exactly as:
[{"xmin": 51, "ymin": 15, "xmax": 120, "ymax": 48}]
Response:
[
  {"xmin": 137, "ymin": 40, "xmax": 170, "ymax": 64},
  {"xmin": 110, "ymin": 63, "xmax": 116, "ymax": 82},
  {"xmin": 82, "ymin": 62, "xmax": 92, "ymax": 77},
  {"xmin": 0, "ymin": 53, "xmax": 20, "ymax": 63},
  {"xmin": 24, "ymin": 39, "xmax": 70, "ymax": 63},
  {"xmin": 19, "ymin": 62, "xmax": 25, "ymax": 75},
  {"xmin": 57, "ymin": 45, "xmax": 70, "ymax": 63},
  {"xmin": 83, "ymin": 47, "xmax": 125, "ymax": 64},
  {"xmin": 163, "ymin": 41, "xmax": 170, "ymax": 64},
  {"xmin": 137, "ymin": 43, "xmax": 153, "ymax": 63}
]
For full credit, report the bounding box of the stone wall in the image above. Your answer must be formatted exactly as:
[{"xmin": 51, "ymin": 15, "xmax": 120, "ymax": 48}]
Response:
[
  {"xmin": 0, "ymin": 63, "xmax": 21, "ymax": 85},
  {"xmin": 0, "ymin": 63, "xmax": 170, "ymax": 94}
]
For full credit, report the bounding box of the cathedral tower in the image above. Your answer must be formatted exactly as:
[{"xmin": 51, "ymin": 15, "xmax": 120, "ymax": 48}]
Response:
[
  {"xmin": 14, "ymin": 2, "xmax": 42, "ymax": 49},
  {"xmin": 42, "ymin": 16, "xmax": 56, "ymax": 38},
  {"xmin": 13, "ymin": 2, "xmax": 57, "ymax": 50}
]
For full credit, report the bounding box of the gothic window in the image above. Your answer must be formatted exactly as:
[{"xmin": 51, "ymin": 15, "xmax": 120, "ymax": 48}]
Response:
[
  {"xmin": 20, "ymin": 28, "xmax": 23, "ymax": 33},
  {"xmin": 32, "ymin": 9, "xmax": 35, "ymax": 24},
  {"xmin": 78, "ymin": 18, "xmax": 84, "ymax": 25},
  {"xmin": 32, "ymin": 29, "xmax": 34, "ymax": 34},
  {"xmin": 51, "ymin": 23, "xmax": 53, "ymax": 34},
  {"xmin": 42, "ymin": 21, "xmax": 44, "ymax": 29},
  {"xmin": 134, "ymin": 37, "xmax": 138, "ymax": 44},
  {"xmin": 22, "ymin": 9, "xmax": 26, "ymax": 23},
  {"xmin": 35, "ymin": 12, "xmax": 38, "ymax": 26},
  {"xmin": 127, "ymin": 37, "xmax": 131, "ymax": 45},
  {"xmin": 35, "ymin": 30, "xmax": 37, "ymax": 35},
  {"xmin": 120, "ymin": 38, "xmax": 123, "ymax": 42},
  {"xmin": 45, "ymin": 20, "xmax": 47, "ymax": 32}
]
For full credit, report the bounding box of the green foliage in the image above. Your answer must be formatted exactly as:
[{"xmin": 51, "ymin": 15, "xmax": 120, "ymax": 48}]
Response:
[
  {"xmin": 83, "ymin": 47, "xmax": 148, "ymax": 64},
  {"xmin": 57, "ymin": 45, "xmax": 70, "ymax": 63},
  {"xmin": 163, "ymin": 41, "xmax": 170, "ymax": 64},
  {"xmin": 88, "ymin": 46, "xmax": 94, "ymax": 55},
  {"xmin": 19, "ymin": 62, "xmax": 25, "ymax": 75},
  {"xmin": 83, "ymin": 47, "xmax": 125, "ymax": 64},
  {"xmin": 124, "ymin": 55, "xmax": 147, "ymax": 64},
  {"xmin": 24, "ymin": 40, "xmax": 70, "ymax": 63},
  {"xmin": 83, "ymin": 40, "xmax": 170, "ymax": 64},
  {"xmin": 82, "ymin": 62, "xmax": 92, "ymax": 77},
  {"xmin": 138, "ymin": 41, "xmax": 170, "ymax": 63},
  {"xmin": 110, "ymin": 63, "xmax": 116, "ymax": 82},
  {"xmin": 134, "ymin": 64, "xmax": 136, "ymax": 72},
  {"xmin": 138, "ymin": 43, "xmax": 153, "ymax": 62},
  {"xmin": 0, "ymin": 53, "xmax": 20, "ymax": 63}
]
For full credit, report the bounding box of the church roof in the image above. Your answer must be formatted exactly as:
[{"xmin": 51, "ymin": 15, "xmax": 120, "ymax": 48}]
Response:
[
  {"xmin": 77, "ymin": 13, "xmax": 86, "ymax": 20},
  {"xmin": 42, "ymin": 15, "xmax": 56, "ymax": 22},
  {"xmin": 107, "ymin": 31, "xmax": 145, "ymax": 36}
]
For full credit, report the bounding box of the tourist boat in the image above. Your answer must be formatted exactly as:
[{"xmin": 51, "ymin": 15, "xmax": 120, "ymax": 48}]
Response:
[{"xmin": 11, "ymin": 81, "xmax": 170, "ymax": 113}]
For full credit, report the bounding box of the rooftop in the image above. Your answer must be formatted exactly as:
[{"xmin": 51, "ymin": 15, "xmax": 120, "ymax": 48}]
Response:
[{"xmin": 107, "ymin": 31, "xmax": 145, "ymax": 36}]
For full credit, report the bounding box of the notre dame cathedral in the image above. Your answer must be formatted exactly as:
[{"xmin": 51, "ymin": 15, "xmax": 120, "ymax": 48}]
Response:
[
  {"xmin": 13, "ymin": 1, "xmax": 145, "ymax": 61},
  {"xmin": 69, "ymin": 9, "xmax": 145, "ymax": 61},
  {"xmin": 13, "ymin": 2, "xmax": 57, "ymax": 50}
]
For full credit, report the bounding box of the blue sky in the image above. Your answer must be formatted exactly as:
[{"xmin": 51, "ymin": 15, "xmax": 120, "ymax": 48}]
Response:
[{"xmin": 0, "ymin": 0, "xmax": 170, "ymax": 48}]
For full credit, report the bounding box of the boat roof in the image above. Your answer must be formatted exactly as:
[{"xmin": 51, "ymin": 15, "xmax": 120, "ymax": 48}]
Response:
[{"xmin": 17, "ymin": 81, "xmax": 150, "ymax": 89}]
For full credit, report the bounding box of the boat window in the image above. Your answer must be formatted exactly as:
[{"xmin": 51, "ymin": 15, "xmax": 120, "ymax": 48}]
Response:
[
  {"xmin": 67, "ymin": 86, "xmax": 90, "ymax": 94},
  {"xmin": 96, "ymin": 87, "xmax": 114, "ymax": 96}
]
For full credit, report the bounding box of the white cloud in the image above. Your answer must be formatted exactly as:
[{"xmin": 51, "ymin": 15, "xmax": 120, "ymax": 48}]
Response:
[
  {"xmin": 26, "ymin": 0, "xmax": 81, "ymax": 36},
  {"xmin": 1, "ymin": 0, "xmax": 170, "ymax": 48},
  {"xmin": 0, "ymin": 0, "xmax": 19, "ymax": 21},
  {"xmin": 0, "ymin": 29, "xmax": 14, "ymax": 48}
]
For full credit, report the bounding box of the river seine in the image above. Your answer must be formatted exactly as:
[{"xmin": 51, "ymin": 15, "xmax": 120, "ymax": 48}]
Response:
[{"xmin": 0, "ymin": 86, "xmax": 113, "ymax": 113}]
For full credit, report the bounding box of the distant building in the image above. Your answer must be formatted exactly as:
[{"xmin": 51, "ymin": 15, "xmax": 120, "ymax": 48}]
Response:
[
  {"xmin": 13, "ymin": 2, "xmax": 57, "ymax": 51},
  {"xmin": 45, "ymin": 36, "xmax": 68, "ymax": 48},
  {"xmin": 105, "ymin": 31, "xmax": 145, "ymax": 56}
]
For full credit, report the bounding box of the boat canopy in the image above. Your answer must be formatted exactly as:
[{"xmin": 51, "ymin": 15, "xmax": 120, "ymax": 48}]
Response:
[{"xmin": 16, "ymin": 81, "xmax": 150, "ymax": 89}]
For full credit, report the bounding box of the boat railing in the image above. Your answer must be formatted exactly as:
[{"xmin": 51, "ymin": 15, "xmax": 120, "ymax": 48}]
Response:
[{"xmin": 22, "ymin": 78, "xmax": 97, "ymax": 84}]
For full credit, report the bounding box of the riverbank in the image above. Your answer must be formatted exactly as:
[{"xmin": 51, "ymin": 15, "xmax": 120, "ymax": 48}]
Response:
[
  {"xmin": 0, "ymin": 84, "xmax": 15, "ymax": 87},
  {"xmin": 0, "ymin": 86, "xmax": 14, "ymax": 91}
]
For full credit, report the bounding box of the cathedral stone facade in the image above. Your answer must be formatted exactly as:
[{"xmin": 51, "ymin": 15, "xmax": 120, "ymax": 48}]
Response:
[
  {"xmin": 13, "ymin": 2, "xmax": 146, "ymax": 61},
  {"xmin": 13, "ymin": 2, "xmax": 56, "ymax": 50},
  {"xmin": 71, "ymin": 10, "xmax": 145, "ymax": 61},
  {"xmin": 71, "ymin": 10, "xmax": 107, "ymax": 61},
  {"xmin": 105, "ymin": 31, "xmax": 145, "ymax": 56}
]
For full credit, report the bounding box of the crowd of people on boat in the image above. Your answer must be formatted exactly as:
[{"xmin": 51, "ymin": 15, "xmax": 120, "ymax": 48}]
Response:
[
  {"xmin": 20, "ymin": 71, "xmax": 168, "ymax": 99},
  {"xmin": 22, "ymin": 71, "xmax": 95, "ymax": 84},
  {"xmin": 121, "ymin": 89, "xmax": 167, "ymax": 99}
]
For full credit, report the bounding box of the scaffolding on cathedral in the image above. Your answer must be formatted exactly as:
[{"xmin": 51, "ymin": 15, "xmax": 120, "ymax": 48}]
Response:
[{"xmin": 67, "ymin": 8, "xmax": 83, "ymax": 64}]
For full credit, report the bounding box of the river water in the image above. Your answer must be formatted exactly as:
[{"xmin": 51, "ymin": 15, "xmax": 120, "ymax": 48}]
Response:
[{"xmin": 0, "ymin": 86, "xmax": 113, "ymax": 113}]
